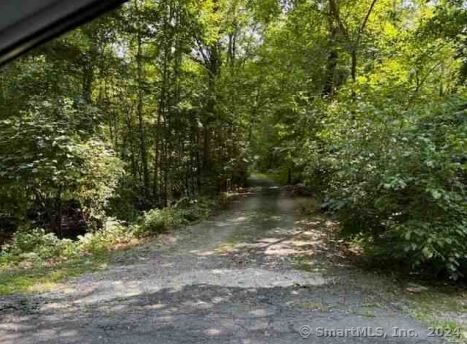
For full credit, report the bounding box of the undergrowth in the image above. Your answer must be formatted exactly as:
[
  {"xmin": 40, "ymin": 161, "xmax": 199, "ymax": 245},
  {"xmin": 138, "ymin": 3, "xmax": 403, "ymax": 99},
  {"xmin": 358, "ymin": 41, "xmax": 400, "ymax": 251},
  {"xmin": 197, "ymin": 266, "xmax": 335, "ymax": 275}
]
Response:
[{"xmin": 0, "ymin": 196, "xmax": 226, "ymax": 295}]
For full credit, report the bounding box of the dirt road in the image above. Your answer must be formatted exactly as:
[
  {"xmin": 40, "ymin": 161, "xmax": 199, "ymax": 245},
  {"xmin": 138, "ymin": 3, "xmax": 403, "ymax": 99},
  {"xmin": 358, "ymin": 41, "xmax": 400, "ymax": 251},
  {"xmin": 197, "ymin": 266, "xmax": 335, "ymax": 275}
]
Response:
[{"xmin": 0, "ymin": 184, "xmax": 443, "ymax": 343}]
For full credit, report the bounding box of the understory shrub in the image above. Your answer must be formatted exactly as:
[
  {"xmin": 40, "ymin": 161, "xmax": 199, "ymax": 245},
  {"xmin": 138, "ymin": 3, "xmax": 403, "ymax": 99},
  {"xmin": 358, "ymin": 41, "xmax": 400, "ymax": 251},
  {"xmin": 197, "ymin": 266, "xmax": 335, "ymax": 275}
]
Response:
[
  {"xmin": 174, "ymin": 197, "xmax": 220, "ymax": 222},
  {"xmin": 0, "ymin": 228, "xmax": 75, "ymax": 264},
  {"xmin": 313, "ymin": 97, "xmax": 466, "ymax": 279},
  {"xmin": 0, "ymin": 221, "xmax": 130, "ymax": 266},
  {"xmin": 78, "ymin": 219, "xmax": 134, "ymax": 254},
  {"xmin": 0, "ymin": 197, "xmax": 222, "ymax": 268},
  {"xmin": 132, "ymin": 208, "xmax": 183, "ymax": 236},
  {"xmin": 0, "ymin": 99, "xmax": 125, "ymax": 235},
  {"xmin": 132, "ymin": 196, "xmax": 221, "ymax": 237}
]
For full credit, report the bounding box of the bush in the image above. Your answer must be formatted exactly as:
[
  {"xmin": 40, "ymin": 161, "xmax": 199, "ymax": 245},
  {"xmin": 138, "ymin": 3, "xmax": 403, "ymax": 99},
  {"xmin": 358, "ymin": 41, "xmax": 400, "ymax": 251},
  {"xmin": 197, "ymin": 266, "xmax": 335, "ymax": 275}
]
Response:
[
  {"xmin": 133, "ymin": 197, "xmax": 221, "ymax": 237},
  {"xmin": 78, "ymin": 219, "xmax": 133, "ymax": 254},
  {"xmin": 312, "ymin": 98, "xmax": 467, "ymax": 279},
  {"xmin": 0, "ymin": 228, "xmax": 75, "ymax": 264},
  {"xmin": 0, "ymin": 197, "xmax": 221, "ymax": 268},
  {"xmin": 174, "ymin": 197, "xmax": 218, "ymax": 223},
  {"xmin": 132, "ymin": 208, "xmax": 180, "ymax": 237}
]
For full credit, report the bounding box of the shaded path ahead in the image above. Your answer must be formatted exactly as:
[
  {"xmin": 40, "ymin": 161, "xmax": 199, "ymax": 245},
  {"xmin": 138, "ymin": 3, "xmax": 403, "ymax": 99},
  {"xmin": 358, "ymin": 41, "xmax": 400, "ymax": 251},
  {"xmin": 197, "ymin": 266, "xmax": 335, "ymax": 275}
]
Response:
[{"xmin": 0, "ymin": 184, "xmax": 442, "ymax": 343}]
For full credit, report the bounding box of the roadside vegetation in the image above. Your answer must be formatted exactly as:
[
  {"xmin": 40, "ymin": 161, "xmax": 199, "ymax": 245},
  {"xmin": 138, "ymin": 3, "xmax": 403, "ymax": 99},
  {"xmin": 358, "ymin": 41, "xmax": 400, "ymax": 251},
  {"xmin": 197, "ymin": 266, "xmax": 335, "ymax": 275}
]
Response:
[
  {"xmin": 291, "ymin": 198, "xmax": 466, "ymax": 342},
  {"xmin": 0, "ymin": 197, "xmax": 225, "ymax": 295}
]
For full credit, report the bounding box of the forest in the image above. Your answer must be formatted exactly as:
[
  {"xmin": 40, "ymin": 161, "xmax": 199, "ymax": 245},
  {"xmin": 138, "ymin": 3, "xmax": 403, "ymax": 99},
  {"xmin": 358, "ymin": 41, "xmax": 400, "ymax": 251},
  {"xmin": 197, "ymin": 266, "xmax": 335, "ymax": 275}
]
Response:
[{"xmin": 0, "ymin": 0, "xmax": 465, "ymax": 281}]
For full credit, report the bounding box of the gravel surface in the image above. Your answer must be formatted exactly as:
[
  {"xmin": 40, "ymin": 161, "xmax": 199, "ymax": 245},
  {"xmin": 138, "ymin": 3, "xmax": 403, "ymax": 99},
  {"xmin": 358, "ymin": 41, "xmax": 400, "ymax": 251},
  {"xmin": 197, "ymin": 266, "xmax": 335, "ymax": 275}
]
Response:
[{"xmin": 0, "ymin": 185, "xmax": 445, "ymax": 343}]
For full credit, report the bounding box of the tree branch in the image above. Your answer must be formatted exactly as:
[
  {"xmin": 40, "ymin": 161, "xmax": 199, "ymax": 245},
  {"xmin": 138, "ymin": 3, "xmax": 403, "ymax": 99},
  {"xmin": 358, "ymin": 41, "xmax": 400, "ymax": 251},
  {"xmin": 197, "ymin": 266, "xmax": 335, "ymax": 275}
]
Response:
[
  {"xmin": 329, "ymin": 0, "xmax": 349, "ymax": 39},
  {"xmin": 356, "ymin": 0, "xmax": 378, "ymax": 44}
]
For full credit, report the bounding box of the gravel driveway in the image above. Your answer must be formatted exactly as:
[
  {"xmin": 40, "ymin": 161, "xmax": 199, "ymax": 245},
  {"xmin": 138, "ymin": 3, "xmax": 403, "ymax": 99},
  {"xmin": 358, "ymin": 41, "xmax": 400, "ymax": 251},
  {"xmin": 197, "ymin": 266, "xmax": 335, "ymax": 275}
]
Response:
[{"xmin": 0, "ymin": 185, "xmax": 444, "ymax": 343}]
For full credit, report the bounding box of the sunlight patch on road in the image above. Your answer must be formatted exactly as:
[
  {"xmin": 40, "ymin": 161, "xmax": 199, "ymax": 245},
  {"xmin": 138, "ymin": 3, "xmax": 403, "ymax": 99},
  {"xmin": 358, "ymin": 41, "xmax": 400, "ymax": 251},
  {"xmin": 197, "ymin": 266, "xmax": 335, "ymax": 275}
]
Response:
[
  {"xmin": 205, "ymin": 328, "xmax": 222, "ymax": 336},
  {"xmin": 190, "ymin": 249, "xmax": 216, "ymax": 256},
  {"xmin": 265, "ymin": 244, "xmax": 300, "ymax": 256},
  {"xmin": 172, "ymin": 268, "xmax": 328, "ymax": 289}
]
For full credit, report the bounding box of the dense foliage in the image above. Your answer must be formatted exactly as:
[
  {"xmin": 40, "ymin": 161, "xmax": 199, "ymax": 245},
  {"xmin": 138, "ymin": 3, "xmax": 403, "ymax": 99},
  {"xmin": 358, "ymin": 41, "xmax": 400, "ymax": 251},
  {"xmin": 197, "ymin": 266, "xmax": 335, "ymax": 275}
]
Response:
[
  {"xmin": 246, "ymin": 0, "xmax": 466, "ymax": 279},
  {"xmin": 0, "ymin": 0, "xmax": 465, "ymax": 279}
]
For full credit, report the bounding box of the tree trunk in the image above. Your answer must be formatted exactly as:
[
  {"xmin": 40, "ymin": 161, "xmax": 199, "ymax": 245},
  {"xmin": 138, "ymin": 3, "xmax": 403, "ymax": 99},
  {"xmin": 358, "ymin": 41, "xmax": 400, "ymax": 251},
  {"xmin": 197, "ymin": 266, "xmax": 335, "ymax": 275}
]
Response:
[
  {"xmin": 322, "ymin": 16, "xmax": 338, "ymax": 98},
  {"xmin": 135, "ymin": 0, "xmax": 149, "ymax": 198}
]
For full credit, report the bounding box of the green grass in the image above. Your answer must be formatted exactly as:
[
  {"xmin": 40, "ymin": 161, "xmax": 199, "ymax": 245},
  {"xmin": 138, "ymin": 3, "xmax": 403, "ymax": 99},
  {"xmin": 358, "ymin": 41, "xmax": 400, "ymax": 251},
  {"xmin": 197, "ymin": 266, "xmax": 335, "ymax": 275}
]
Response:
[
  {"xmin": 0, "ymin": 254, "xmax": 109, "ymax": 295},
  {"xmin": 403, "ymin": 286, "xmax": 467, "ymax": 342}
]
